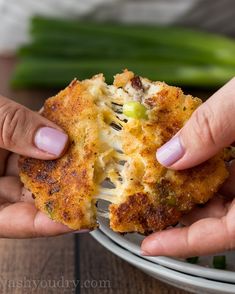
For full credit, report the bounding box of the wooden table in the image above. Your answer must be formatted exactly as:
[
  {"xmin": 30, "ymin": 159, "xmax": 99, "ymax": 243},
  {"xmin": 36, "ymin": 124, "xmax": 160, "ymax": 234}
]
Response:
[{"xmin": 0, "ymin": 56, "xmax": 190, "ymax": 294}]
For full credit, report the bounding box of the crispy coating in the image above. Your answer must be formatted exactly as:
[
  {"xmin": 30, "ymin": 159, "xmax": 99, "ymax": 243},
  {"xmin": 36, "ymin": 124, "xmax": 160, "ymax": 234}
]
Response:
[
  {"xmin": 109, "ymin": 158, "xmax": 227, "ymax": 234},
  {"xmin": 19, "ymin": 78, "xmax": 101, "ymax": 230},
  {"xmin": 109, "ymin": 71, "xmax": 228, "ymax": 234},
  {"xmin": 19, "ymin": 71, "xmax": 228, "ymax": 233}
]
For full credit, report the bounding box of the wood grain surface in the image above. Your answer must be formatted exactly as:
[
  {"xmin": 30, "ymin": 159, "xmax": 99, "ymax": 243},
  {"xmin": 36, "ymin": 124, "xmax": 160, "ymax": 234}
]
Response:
[
  {"xmin": 0, "ymin": 56, "xmax": 190, "ymax": 294},
  {"xmin": 79, "ymin": 234, "xmax": 189, "ymax": 294}
]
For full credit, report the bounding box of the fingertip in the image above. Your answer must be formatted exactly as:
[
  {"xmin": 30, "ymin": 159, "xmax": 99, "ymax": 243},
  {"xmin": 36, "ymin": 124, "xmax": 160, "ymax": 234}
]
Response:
[
  {"xmin": 34, "ymin": 212, "xmax": 91, "ymax": 236},
  {"xmin": 34, "ymin": 127, "xmax": 69, "ymax": 158},
  {"xmin": 140, "ymin": 249, "xmax": 150, "ymax": 256},
  {"xmin": 34, "ymin": 211, "xmax": 73, "ymax": 236},
  {"xmin": 156, "ymin": 136, "xmax": 185, "ymax": 167},
  {"xmin": 141, "ymin": 232, "xmax": 164, "ymax": 256}
]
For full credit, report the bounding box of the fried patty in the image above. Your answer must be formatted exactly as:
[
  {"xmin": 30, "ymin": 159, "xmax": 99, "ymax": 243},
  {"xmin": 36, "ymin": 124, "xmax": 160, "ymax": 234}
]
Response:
[
  {"xmin": 19, "ymin": 70, "xmax": 228, "ymax": 233},
  {"xmin": 19, "ymin": 79, "xmax": 100, "ymax": 230}
]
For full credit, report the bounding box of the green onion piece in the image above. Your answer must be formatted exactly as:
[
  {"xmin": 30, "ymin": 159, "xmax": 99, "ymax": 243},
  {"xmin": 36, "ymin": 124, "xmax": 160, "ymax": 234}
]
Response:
[
  {"xmin": 213, "ymin": 255, "xmax": 226, "ymax": 269},
  {"xmin": 186, "ymin": 256, "xmax": 199, "ymax": 264},
  {"xmin": 166, "ymin": 196, "xmax": 177, "ymax": 206},
  {"xmin": 123, "ymin": 101, "xmax": 147, "ymax": 119}
]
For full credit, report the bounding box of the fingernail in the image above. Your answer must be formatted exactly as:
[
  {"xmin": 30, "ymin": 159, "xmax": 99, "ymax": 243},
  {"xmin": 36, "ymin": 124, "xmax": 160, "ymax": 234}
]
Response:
[
  {"xmin": 34, "ymin": 127, "xmax": 68, "ymax": 156},
  {"xmin": 156, "ymin": 136, "xmax": 184, "ymax": 166},
  {"xmin": 140, "ymin": 250, "xmax": 149, "ymax": 256}
]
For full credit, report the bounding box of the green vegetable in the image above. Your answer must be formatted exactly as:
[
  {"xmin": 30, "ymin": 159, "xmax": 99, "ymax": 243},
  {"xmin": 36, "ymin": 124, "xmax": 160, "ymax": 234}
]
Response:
[
  {"xmin": 30, "ymin": 16, "xmax": 235, "ymax": 66},
  {"xmin": 11, "ymin": 58, "xmax": 235, "ymax": 89},
  {"xmin": 186, "ymin": 256, "xmax": 199, "ymax": 264},
  {"xmin": 45, "ymin": 200, "xmax": 55, "ymax": 218},
  {"xmin": 11, "ymin": 16, "xmax": 235, "ymax": 89},
  {"xmin": 166, "ymin": 196, "xmax": 177, "ymax": 206},
  {"xmin": 123, "ymin": 101, "xmax": 147, "ymax": 119},
  {"xmin": 213, "ymin": 255, "xmax": 226, "ymax": 269},
  {"xmin": 19, "ymin": 42, "xmax": 215, "ymax": 64}
]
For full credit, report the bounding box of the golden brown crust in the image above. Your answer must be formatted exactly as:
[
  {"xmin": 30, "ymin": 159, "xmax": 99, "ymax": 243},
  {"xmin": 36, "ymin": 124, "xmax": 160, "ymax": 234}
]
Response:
[
  {"xmin": 109, "ymin": 71, "xmax": 228, "ymax": 233},
  {"xmin": 113, "ymin": 69, "xmax": 134, "ymax": 88},
  {"xmin": 19, "ymin": 79, "xmax": 100, "ymax": 230},
  {"xmin": 110, "ymin": 156, "xmax": 227, "ymax": 234},
  {"xmin": 110, "ymin": 193, "xmax": 182, "ymax": 234},
  {"xmin": 19, "ymin": 70, "xmax": 228, "ymax": 233}
]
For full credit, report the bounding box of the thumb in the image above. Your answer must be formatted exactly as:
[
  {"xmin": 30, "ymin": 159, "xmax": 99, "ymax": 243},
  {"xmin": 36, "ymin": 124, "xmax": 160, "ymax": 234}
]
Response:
[
  {"xmin": 0, "ymin": 95, "xmax": 68, "ymax": 159},
  {"xmin": 156, "ymin": 78, "xmax": 235, "ymax": 170}
]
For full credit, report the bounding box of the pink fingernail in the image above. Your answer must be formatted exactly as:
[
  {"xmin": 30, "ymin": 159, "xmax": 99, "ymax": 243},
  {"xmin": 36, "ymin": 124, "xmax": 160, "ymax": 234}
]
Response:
[
  {"xmin": 34, "ymin": 127, "xmax": 68, "ymax": 156},
  {"xmin": 156, "ymin": 136, "xmax": 184, "ymax": 167},
  {"xmin": 140, "ymin": 250, "xmax": 149, "ymax": 256}
]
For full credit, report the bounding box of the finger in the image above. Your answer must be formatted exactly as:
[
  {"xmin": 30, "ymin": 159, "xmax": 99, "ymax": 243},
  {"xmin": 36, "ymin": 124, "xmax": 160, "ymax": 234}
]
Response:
[
  {"xmin": 21, "ymin": 187, "xmax": 35, "ymax": 203},
  {"xmin": 0, "ymin": 176, "xmax": 23, "ymax": 203},
  {"xmin": 141, "ymin": 216, "xmax": 234, "ymax": 257},
  {"xmin": 5, "ymin": 153, "xmax": 19, "ymax": 176},
  {"xmin": 220, "ymin": 160, "xmax": 235, "ymax": 198},
  {"xmin": 0, "ymin": 95, "xmax": 69, "ymax": 159},
  {"xmin": 180, "ymin": 196, "xmax": 229, "ymax": 226},
  {"xmin": 0, "ymin": 148, "xmax": 9, "ymax": 176},
  {"xmin": 156, "ymin": 78, "xmax": 235, "ymax": 169},
  {"xmin": 0, "ymin": 176, "xmax": 34, "ymax": 204},
  {"xmin": 0, "ymin": 202, "xmax": 73, "ymax": 238},
  {"xmin": 4, "ymin": 155, "xmax": 35, "ymax": 203}
]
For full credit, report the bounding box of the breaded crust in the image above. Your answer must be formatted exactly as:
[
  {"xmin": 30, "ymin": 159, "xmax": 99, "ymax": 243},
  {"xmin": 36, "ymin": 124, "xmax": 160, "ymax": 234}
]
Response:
[
  {"xmin": 19, "ymin": 70, "xmax": 228, "ymax": 234},
  {"xmin": 19, "ymin": 79, "xmax": 100, "ymax": 230},
  {"xmin": 109, "ymin": 73, "xmax": 228, "ymax": 233},
  {"xmin": 109, "ymin": 157, "xmax": 226, "ymax": 234}
]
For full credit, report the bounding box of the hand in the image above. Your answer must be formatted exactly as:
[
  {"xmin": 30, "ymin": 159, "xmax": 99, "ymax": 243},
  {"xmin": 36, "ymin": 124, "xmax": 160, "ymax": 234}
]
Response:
[
  {"xmin": 0, "ymin": 94, "xmax": 74, "ymax": 238},
  {"xmin": 141, "ymin": 78, "xmax": 235, "ymax": 257}
]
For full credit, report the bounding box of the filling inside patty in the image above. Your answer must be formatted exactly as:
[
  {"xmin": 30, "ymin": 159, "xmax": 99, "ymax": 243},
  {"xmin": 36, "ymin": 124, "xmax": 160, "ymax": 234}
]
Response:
[{"xmin": 86, "ymin": 72, "xmax": 166, "ymax": 213}]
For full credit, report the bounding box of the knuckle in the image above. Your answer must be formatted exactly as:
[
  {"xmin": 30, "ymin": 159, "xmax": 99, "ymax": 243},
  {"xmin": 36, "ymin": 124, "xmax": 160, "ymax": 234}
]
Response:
[
  {"xmin": 190, "ymin": 104, "xmax": 217, "ymax": 147},
  {"xmin": 0, "ymin": 103, "xmax": 27, "ymax": 149}
]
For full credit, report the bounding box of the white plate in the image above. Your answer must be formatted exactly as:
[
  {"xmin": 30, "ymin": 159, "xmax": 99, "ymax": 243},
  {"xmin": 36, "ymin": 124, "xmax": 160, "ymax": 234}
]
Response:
[
  {"xmin": 91, "ymin": 229, "xmax": 235, "ymax": 294},
  {"xmin": 98, "ymin": 216, "xmax": 235, "ymax": 283}
]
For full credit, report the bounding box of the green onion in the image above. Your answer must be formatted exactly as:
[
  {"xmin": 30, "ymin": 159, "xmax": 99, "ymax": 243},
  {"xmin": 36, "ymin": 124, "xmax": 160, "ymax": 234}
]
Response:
[
  {"xmin": 123, "ymin": 102, "xmax": 147, "ymax": 119},
  {"xmin": 11, "ymin": 16, "xmax": 235, "ymax": 89},
  {"xmin": 19, "ymin": 42, "xmax": 216, "ymax": 64},
  {"xmin": 44, "ymin": 200, "xmax": 54, "ymax": 218},
  {"xmin": 213, "ymin": 255, "xmax": 226, "ymax": 269},
  {"xmin": 166, "ymin": 196, "xmax": 177, "ymax": 206},
  {"xmin": 30, "ymin": 16, "xmax": 235, "ymax": 66},
  {"xmin": 186, "ymin": 256, "xmax": 199, "ymax": 264},
  {"xmin": 11, "ymin": 58, "xmax": 235, "ymax": 89}
]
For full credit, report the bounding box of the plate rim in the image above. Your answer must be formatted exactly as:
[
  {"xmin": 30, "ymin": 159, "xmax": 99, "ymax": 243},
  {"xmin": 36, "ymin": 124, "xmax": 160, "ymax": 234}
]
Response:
[
  {"xmin": 91, "ymin": 229, "xmax": 235, "ymax": 294},
  {"xmin": 98, "ymin": 217, "xmax": 235, "ymax": 283}
]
